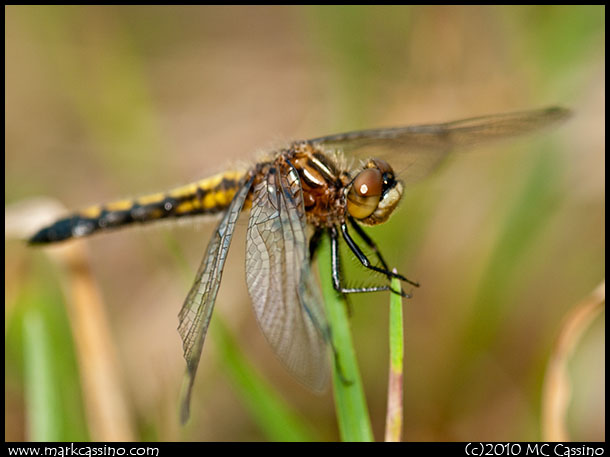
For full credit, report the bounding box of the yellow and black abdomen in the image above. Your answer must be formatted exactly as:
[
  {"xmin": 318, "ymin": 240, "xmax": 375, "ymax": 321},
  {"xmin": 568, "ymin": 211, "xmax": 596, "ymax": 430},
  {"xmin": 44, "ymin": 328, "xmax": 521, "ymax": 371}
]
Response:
[{"xmin": 29, "ymin": 171, "xmax": 248, "ymax": 244}]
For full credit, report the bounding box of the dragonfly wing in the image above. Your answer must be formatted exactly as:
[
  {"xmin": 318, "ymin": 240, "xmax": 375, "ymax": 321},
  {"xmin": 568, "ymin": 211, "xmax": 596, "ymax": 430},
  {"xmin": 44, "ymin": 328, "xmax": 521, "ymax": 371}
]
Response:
[
  {"xmin": 177, "ymin": 174, "xmax": 254, "ymax": 423},
  {"xmin": 246, "ymin": 162, "xmax": 330, "ymax": 391},
  {"xmin": 312, "ymin": 106, "xmax": 570, "ymax": 185}
]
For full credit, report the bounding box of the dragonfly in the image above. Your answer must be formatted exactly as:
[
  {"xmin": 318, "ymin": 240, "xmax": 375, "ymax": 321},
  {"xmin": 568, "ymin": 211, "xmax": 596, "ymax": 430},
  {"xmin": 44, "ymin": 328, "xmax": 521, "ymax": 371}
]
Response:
[{"xmin": 28, "ymin": 106, "xmax": 570, "ymax": 423}]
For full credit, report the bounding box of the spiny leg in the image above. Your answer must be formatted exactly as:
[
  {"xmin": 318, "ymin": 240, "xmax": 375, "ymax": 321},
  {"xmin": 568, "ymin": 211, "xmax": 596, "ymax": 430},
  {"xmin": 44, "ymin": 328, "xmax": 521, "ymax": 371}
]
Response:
[
  {"xmin": 347, "ymin": 217, "xmax": 420, "ymax": 287},
  {"xmin": 348, "ymin": 216, "xmax": 390, "ymax": 272},
  {"xmin": 340, "ymin": 222, "xmax": 420, "ymax": 288},
  {"xmin": 329, "ymin": 226, "xmax": 409, "ymax": 298}
]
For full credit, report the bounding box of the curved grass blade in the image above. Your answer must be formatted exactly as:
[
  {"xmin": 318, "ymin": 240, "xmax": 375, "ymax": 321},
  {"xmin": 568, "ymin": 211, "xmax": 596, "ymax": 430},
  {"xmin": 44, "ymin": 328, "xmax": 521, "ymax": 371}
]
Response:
[
  {"xmin": 317, "ymin": 234, "xmax": 374, "ymax": 442},
  {"xmin": 541, "ymin": 281, "xmax": 605, "ymax": 441}
]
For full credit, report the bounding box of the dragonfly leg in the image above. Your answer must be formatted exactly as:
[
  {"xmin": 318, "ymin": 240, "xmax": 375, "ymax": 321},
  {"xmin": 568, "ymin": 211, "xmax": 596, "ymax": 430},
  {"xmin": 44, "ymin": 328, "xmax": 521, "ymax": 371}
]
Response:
[
  {"xmin": 348, "ymin": 216, "xmax": 391, "ymax": 271},
  {"xmin": 329, "ymin": 226, "xmax": 409, "ymax": 297},
  {"xmin": 341, "ymin": 222, "xmax": 420, "ymax": 288}
]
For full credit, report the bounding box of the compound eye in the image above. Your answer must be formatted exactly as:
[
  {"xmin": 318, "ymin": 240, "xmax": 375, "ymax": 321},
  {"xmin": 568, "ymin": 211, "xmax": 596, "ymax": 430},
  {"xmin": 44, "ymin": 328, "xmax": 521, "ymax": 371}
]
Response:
[
  {"xmin": 346, "ymin": 168, "xmax": 382, "ymax": 219},
  {"xmin": 371, "ymin": 158, "xmax": 392, "ymax": 175}
]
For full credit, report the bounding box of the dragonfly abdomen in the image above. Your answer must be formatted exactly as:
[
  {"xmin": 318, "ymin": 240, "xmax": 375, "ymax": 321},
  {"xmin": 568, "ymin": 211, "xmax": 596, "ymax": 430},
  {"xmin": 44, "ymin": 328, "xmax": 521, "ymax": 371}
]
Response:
[{"xmin": 29, "ymin": 170, "xmax": 247, "ymax": 244}]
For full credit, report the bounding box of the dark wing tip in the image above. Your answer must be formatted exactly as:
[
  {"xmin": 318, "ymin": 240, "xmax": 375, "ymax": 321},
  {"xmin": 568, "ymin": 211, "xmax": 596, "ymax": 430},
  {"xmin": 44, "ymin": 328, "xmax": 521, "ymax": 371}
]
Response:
[
  {"xmin": 180, "ymin": 403, "xmax": 190, "ymax": 426},
  {"xmin": 179, "ymin": 369, "xmax": 196, "ymax": 425}
]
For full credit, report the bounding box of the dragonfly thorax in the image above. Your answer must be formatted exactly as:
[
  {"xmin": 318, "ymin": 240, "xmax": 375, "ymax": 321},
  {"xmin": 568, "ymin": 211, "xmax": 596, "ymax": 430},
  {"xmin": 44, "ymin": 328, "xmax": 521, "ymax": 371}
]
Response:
[{"xmin": 287, "ymin": 142, "xmax": 350, "ymax": 228}]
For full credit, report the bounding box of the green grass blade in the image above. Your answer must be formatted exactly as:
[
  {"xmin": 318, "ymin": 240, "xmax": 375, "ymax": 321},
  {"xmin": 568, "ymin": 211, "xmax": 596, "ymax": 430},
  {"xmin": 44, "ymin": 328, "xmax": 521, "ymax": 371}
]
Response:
[
  {"xmin": 213, "ymin": 318, "xmax": 318, "ymax": 442},
  {"xmin": 385, "ymin": 275, "xmax": 404, "ymax": 442},
  {"xmin": 22, "ymin": 307, "xmax": 62, "ymax": 441},
  {"xmin": 19, "ymin": 281, "xmax": 89, "ymax": 442},
  {"xmin": 317, "ymin": 234, "xmax": 374, "ymax": 442}
]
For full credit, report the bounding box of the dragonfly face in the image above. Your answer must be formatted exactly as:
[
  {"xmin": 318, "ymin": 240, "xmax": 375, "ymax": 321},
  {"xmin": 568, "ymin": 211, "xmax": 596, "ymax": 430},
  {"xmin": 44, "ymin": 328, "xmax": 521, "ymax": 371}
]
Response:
[
  {"xmin": 346, "ymin": 158, "xmax": 403, "ymax": 225},
  {"xmin": 28, "ymin": 106, "xmax": 570, "ymax": 423}
]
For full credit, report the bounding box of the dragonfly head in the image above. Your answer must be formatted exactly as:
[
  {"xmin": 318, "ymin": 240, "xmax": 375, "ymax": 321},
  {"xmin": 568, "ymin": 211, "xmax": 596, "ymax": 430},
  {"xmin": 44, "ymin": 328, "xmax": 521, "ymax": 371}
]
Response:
[{"xmin": 346, "ymin": 158, "xmax": 403, "ymax": 226}]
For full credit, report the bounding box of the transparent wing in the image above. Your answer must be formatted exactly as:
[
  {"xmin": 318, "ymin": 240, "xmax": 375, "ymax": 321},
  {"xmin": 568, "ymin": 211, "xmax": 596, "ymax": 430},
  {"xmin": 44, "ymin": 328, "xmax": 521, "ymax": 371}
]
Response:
[
  {"xmin": 177, "ymin": 174, "xmax": 254, "ymax": 423},
  {"xmin": 245, "ymin": 163, "xmax": 329, "ymax": 391},
  {"xmin": 311, "ymin": 106, "xmax": 570, "ymax": 184}
]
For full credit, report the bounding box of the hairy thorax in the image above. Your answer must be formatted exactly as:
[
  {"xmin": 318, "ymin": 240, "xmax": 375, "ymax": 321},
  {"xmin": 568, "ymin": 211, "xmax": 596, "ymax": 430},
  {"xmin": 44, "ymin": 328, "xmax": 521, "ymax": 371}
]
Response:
[{"xmin": 287, "ymin": 142, "xmax": 350, "ymax": 228}]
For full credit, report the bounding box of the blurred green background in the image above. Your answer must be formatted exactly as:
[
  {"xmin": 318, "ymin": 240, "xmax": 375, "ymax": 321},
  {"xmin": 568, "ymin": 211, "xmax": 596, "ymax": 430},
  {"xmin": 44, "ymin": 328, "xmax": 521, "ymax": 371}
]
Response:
[{"xmin": 5, "ymin": 5, "xmax": 604, "ymax": 441}]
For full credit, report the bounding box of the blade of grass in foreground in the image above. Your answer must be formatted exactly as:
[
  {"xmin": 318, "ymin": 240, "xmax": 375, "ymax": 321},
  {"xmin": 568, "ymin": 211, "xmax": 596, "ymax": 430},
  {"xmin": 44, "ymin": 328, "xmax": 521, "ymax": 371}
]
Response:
[
  {"xmin": 23, "ymin": 306, "xmax": 63, "ymax": 441},
  {"xmin": 19, "ymin": 282, "xmax": 89, "ymax": 442},
  {"xmin": 213, "ymin": 317, "xmax": 318, "ymax": 442},
  {"xmin": 385, "ymin": 274, "xmax": 404, "ymax": 442},
  {"xmin": 317, "ymin": 234, "xmax": 374, "ymax": 442}
]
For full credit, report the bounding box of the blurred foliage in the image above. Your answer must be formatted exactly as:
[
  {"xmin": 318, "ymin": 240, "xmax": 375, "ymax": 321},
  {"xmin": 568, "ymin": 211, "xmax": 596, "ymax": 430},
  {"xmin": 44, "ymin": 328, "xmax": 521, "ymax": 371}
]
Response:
[
  {"xmin": 211, "ymin": 317, "xmax": 318, "ymax": 442},
  {"xmin": 6, "ymin": 258, "xmax": 89, "ymax": 441},
  {"xmin": 5, "ymin": 5, "xmax": 604, "ymax": 441}
]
